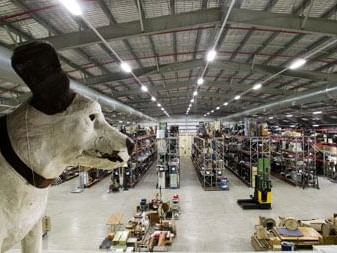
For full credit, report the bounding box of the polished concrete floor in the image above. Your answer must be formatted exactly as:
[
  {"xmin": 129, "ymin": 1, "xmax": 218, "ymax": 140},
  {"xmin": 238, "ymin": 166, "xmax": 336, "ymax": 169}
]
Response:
[{"xmin": 8, "ymin": 157, "xmax": 337, "ymax": 252}]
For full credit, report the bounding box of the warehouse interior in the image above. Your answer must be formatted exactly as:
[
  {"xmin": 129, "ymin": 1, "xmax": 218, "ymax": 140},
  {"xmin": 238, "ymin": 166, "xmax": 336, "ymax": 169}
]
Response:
[{"xmin": 1, "ymin": 0, "xmax": 337, "ymax": 252}]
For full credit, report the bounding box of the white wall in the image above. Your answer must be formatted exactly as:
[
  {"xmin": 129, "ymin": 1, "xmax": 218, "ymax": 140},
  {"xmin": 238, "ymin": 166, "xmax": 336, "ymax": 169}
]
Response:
[
  {"xmin": 138, "ymin": 116, "xmax": 220, "ymax": 134},
  {"xmin": 159, "ymin": 116, "xmax": 215, "ymax": 134}
]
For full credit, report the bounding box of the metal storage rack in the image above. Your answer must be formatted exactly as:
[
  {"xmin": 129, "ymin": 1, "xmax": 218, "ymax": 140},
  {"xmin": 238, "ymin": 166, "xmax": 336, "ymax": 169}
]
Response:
[
  {"xmin": 167, "ymin": 136, "xmax": 180, "ymax": 188},
  {"xmin": 128, "ymin": 135, "xmax": 157, "ymax": 187},
  {"xmin": 223, "ymin": 135, "xmax": 271, "ymax": 187},
  {"xmin": 271, "ymin": 135, "xmax": 319, "ymax": 188},
  {"xmin": 156, "ymin": 136, "xmax": 180, "ymax": 189},
  {"xmin": 315, "ymin": 144, "xmax": 337, "ymax": 180},
  {"xmin": 212, "ymin": 137, "xmax": 225, "ymax": 185},
  {"xmin": 191, "ymin": 136, "xmax": 208, "ymax": 188},
  {"xmin": 192, "ymin": 136, "xmax": 227, "ymax": 190}
]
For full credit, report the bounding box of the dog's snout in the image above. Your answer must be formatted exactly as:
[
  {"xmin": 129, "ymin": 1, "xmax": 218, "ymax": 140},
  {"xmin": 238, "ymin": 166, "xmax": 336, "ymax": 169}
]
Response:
[{"xmin": 126, "ymin": 138, "xmax": 135, "ymax": 155}]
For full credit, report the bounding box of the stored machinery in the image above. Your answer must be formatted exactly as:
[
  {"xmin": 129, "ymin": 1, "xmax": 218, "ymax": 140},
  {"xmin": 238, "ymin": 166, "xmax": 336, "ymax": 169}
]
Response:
[
  {"xmin": 156, "ymin": 164, "xmax": 167, "ymax": 189},
  {"xmin": 169, "ymin": 164, "xmax": 179, "ymax": 188},
  {"xmin": 218, "ymin": 176, "xmax": 230, "ymax": 190},
  {"xmin": 123, "ymin": 167, "xmax": 131, "ymax": 190},
  {"xmin": 237, "ymin": 158, "xmax": 272, "ymax": 209}
]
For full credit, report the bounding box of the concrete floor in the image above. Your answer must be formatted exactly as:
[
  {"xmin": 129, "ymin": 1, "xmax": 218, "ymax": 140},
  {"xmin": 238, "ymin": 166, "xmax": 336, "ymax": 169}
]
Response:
[{"xmin": 8, "ymin": 157, "xmax": 337, "ymax": 252}]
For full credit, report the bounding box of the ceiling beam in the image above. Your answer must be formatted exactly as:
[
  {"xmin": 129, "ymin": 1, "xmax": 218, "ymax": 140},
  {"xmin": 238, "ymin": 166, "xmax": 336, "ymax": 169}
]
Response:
[
  {"xmin": 0, "ymin": 3, "xmax": 93, "ymax": 77},
  {"xmin": 41, "ymin": 7, "xmax": 337, "ymax": 51},
  {"xmin": 10, "ymin": 0, "xmax": 112, "ymax": 76},
  {"xmin": 84, "ymin": 66, "xmax": 157, "ymax": 85},
  {"xmin": 113, "ymin": 80, "xmax": 291, "ymax": 98},
  {"xmin": 221, "ymin": 82, "xmax": 337, "ymax": 120},
  {"xmin": 118, "ymin": 90, "xmax": 267, "ymax": 104},
  {"xmin": 84, "ymin": 59, "xmax": 337, "ymax": 86},
  {"xmin": 137, "ymin": 101, "xmax": 253, "ymax": 112}
]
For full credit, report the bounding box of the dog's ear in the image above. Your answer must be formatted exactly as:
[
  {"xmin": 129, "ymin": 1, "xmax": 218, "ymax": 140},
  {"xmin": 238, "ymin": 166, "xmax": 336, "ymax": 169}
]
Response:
[{"xmin": 11, "ymin": 41, "xmax": 75, "ymax": 115}]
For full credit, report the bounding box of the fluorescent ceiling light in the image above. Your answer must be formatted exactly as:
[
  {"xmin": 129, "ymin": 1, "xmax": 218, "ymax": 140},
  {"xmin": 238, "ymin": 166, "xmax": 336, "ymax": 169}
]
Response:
[
  {"xmin": 141, "ymin": 86, "xmax": 148, "ymax": 92},
  {"xmin": 193, "ymin": 91, "xmax": 198, "ymax": 96},
  {"xmin": 290, "ymin": 125, "xmax": 296, "ymax": 128},
  {"xmin": 59, "ymin": 0, "xmax": 82, "ymax": 16},
  {"xmin": 161, "ymin": 108, "xmax": 164, "ymax": 111},
  {"xmin": 234, "ymin": 95, "xmax": 241, "ymax": 100},
  {"xmin": 197, "ymin": 78, "xmax": 204, "ymax": 85},
  {"xmin": 120, "ymin": 62, "xmax": 132, "ymax": 73},
  {"xmin": 313, "ymin": 124, "xmax": 319, "ymax": 127},
  {"xmin": 191, "ymin": 99, "xmax": 194, "ymax": 103},
  {"xmin": 211, "ymin": 110, "xmax": 214, "ymax": 113},
  {"xmin": 151, "ymin": 96, "xmax": 156, "ymax": 101},
  {"xmin": 216, "ymin": 106, "xmax": 220, "ymax": 110},
  {"xmin": 313, "ymin": 111, "xmax": 322, "ymax": 115},
  {"xmin": 253, "ymin": 83, "xmax": 262, "ymax": 90},
  {"xmin": 157, "ymin": 103, "xmax": 161, "ymax": 107},
  {"xmin": 118, "ymin": 120, "xmax": 123, "ymax": 123},
  {"xmin": 289, "ymin": 58, "xmax": 306, "ymax": 70},
  {"xmin": 223, "ymin": 102, "xmax": 228, "ymax": 106},
  {"xmin": 268, "ymin": 116, "xmax": 274, "ymax": 120},
  {"xmin": 286, "ymin": 114, "xmax": 293, "ymax": 118},
  {"xmin": 206, "ymin": 49, "xmax": 217, "ymax": 62}
]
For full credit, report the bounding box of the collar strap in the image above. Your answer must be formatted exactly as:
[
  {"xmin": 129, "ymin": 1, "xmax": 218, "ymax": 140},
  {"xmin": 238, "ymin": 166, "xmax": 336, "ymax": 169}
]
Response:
[{"xmin": 0, "ymin": 115, "xmax": 55, "ymax": 188}]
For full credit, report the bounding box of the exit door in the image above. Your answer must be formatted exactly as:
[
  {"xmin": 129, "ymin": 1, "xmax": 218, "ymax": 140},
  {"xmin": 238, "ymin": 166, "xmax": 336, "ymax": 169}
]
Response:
[{"xmin": 179, "ymin": 135, "xmax": 192, "ymax": 157}]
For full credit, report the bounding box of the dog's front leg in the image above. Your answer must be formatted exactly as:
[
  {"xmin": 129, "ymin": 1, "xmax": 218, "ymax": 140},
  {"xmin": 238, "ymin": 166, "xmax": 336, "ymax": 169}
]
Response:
[{"xmin": 21, "ymin": 219, "xmax": 42, "ymax": 253}]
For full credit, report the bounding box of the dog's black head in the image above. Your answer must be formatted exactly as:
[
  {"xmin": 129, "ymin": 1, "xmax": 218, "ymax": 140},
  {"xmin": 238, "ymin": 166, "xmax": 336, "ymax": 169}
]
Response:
[{"xmin": 11, "ymin": 41, "xmax": 75, "ymax": 115}]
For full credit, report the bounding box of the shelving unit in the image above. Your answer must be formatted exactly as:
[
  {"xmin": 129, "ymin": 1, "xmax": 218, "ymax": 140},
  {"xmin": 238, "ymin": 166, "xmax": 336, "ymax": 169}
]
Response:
[
  {"xmin": 128, "ymin": 135, "xmax": 157, "ymax": 187},
  {"xmin": 83, "ymin": 168, "xmax": 112, "ymax": 188},
  {"xmin": 191, "ymin": 136, "xmax": 207, "ymax": 187},
  {"xmin": 223, "ymin": 135, "xmax": 271, "ymax": 187},
  {"xmin": 167, "ymin": 136, "xmax": 180, "ymax": 188},
  {"xmin": 212, "ymin": 137, "xmax": 225, "ymax": 184},
  {"xmin": 156, "ymin": 128, "xmax": 180, "ymax": 189},
  {"xmin": 271, "ymin": 135, "xmax": 319, "ymax": 188},
  {"xmin": 314, "ymin": 143, "xmax": 337, "ymax": 181},
  {"xmin": 192, "ymin": 136, "xmax": 227, "ymax": 190},
  {"xmin": 52, "ymin": 166, "xmax": 79, "ymax": 185}
]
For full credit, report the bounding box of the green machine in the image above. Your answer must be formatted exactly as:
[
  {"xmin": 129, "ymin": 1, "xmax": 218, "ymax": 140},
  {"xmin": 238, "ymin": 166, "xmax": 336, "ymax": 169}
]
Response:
[{"xmin": 237, "ymin": 158, "xmax": 272, "ymax": 210}]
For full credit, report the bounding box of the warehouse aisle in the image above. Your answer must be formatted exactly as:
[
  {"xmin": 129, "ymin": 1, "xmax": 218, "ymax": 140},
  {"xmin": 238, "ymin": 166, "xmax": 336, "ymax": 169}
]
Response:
[
  {"xmin": 171, "ymin": 157, "xmax": 256, "ymax": 251},
  {"xmin": 8, "ymin": 157, "xmax": 337, "ymax": 252}
]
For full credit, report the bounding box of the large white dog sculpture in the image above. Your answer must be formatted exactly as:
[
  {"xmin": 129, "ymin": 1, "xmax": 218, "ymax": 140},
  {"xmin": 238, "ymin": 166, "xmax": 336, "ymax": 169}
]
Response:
[{"xmin": 0, "ymin": 42, "xmax": 134, "ymax": 253}]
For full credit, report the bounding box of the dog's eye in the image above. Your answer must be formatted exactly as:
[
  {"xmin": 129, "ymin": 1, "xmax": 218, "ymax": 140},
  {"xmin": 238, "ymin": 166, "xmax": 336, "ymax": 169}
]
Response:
[{"xmin": 89, "ymin": 114, "xmax": 96, "ymax": 121}]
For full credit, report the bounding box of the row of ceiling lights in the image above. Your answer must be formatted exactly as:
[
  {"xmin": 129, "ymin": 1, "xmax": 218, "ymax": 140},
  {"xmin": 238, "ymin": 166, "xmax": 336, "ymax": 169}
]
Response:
[
  {"xmin": 59, "ymin": 0, "xmax": 170, "ymax": 118},
  {"xmin": 203, "ymin": 58, "xmax": 307, "ymax": 117},
  {"xmin": 185, "ymin": 49, "xmax": 215, "ymax": 115},
  {"xmin": 204, "ymin": 36, "xmax": 337, "ymax": 118},
  {"xmin": 186, "ymin": 0, "xmax": 237, "ymax": 116},
  {"xmin": 267, "ymin": 111, "xmax": 323, "ymax": 128},
  {"xmin": 258, "ymin": 110, "xmax": 322, "ymax": 120}
]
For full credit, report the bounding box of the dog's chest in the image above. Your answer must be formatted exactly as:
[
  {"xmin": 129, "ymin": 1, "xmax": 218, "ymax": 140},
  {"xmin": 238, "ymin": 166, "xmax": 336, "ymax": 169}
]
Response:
[{"xmin": 0, "ymin": 155, "xmax": 48, "ymax": 250}]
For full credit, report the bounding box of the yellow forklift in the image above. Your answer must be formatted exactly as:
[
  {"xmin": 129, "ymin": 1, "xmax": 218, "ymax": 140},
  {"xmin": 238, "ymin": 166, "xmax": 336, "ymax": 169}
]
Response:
[{"xmin": 237, "ymin": 158, "xmax": 272, "ymax": 209}]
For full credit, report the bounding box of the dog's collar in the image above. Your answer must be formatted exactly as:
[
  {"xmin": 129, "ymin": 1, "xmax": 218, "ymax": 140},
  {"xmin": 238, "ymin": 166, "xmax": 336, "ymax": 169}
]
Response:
[{"xmin": 0, "ymin": 115, "xmax": 55, "ymax": 188}]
